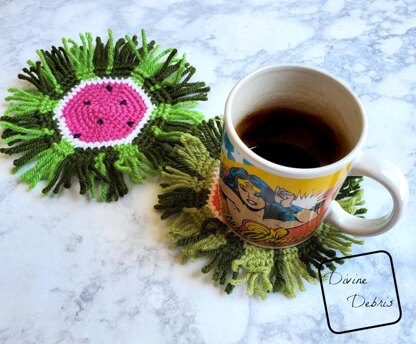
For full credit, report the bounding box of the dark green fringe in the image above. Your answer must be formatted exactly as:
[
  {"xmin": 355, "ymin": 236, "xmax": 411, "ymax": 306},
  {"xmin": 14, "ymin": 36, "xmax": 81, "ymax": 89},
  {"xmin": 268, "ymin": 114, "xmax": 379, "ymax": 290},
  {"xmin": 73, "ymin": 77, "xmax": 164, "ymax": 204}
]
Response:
[
  {"xmin": 156, "ymin": 187, "xmax": 209, "ymax": 219},
  {"xmin": 336, "ymin": 176, "xmax": 367, "ymax": 216},
  {"xmin": 202, "ymin": 231, "xmax": 245, "ymax": 294},
  {"xmin": 143, "ymin": 59, "xmax": 210, "ymax": 106},
  {"xmin": 18, "ymin": 31, "xmax": 209, "ymax": 105},
  {"xmin": 94, "ymin": 35, "xmax": 145, "ymax": 78},
  {"xmin": 190, "ymin": 116, "xmax": 223, "ymax": 159},
  {"xmin": 19, "ymin": 62, "xmax": 63, "ymax": 100},
  {"xmin": 158, "ymin": 116, "xmax": 223, "ymax": 181},
  {"xmin": 160, "ymin": 175, "xmax": 366, "ymax": 298},
  {"xmin": 154, "ymin": 117, "xmax": 223, "ymax": 213},
  {"xmin": 37, "ymin": 46, "xmax": 79, "ymax": 95},
  {"xmin": 155, "ymin": 119, "xmax": 366, "ymax": 298},
  {"xmin": 1, "ymin": 30, "xmax": 211, "ymax": 200},
  {"xmin": 1, "ymin": 116, "xmax": 203, "ymax": 201}
]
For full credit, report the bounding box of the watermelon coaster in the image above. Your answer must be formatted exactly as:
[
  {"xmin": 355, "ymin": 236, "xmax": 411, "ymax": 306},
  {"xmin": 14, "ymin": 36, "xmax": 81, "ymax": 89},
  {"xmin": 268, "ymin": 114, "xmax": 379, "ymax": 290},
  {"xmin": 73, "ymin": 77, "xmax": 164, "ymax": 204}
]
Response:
[
  {"xmin": 155, "ymin": 117, "xmax": 366, "ymax": 300},
  {"xmin": 0, "ymin": 30, "xmax": 209, "ymax": 201}
]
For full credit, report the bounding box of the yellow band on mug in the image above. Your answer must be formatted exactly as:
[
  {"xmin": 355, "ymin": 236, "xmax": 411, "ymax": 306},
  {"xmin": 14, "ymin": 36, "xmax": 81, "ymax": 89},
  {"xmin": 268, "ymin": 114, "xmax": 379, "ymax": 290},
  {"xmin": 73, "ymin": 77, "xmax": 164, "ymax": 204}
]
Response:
[{"xmin": 220, "ymin": 151, "xmax": 350, "ymax": 248}]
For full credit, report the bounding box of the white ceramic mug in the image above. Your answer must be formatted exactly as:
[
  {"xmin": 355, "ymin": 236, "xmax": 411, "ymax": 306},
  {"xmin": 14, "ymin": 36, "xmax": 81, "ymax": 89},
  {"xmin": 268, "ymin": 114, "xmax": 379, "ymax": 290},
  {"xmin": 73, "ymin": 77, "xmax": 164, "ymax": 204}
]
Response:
[{"xmin": 219, "ymin": 65, "xmax": 409, "ymax": 249}]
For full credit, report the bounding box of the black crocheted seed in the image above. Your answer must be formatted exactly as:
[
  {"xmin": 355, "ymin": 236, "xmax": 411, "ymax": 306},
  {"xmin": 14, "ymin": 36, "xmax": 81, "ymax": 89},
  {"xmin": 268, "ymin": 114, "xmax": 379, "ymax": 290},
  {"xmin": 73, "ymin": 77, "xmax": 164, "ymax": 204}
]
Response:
[
  {"xmin": 97, "ymin": 119, "xmax": 104, "ymax": 125},
  {"xmin": 120, "ymin": 99, "xmax": 127, "ymax": 105},
  {"xmin": 83, "ymin": 100, "xmax": 91, "ymax": 105},
  {"xmin": 106, "ymin": 85, "xmax": 112, "ymax": 91},
  {"xmin": 127, "ymin": 121, "xmax": 134, "ymax": 127},
  {"xmin": 74, "ymin": 133, "xmax": 81, "ymax": 138}
]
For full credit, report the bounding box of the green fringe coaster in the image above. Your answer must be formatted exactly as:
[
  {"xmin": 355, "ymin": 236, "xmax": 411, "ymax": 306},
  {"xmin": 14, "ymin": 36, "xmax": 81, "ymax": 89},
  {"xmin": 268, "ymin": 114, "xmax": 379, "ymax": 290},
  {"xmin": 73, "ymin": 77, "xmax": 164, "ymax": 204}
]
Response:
[
  {"xmin": 0, "ymin": 29, "xmax": 209, "ymax": 201},
  {"xmin": 155, "ymin": 117, "xmax": 367, "ymax": 299}
]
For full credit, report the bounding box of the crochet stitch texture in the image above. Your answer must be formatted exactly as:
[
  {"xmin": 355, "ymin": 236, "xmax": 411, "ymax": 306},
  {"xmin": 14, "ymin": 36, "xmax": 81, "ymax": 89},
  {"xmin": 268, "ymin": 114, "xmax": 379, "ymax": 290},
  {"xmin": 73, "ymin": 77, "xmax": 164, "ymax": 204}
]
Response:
[
  {"xmin": 0, "ymin": 30, "xmax": 209, "ymax": 201},
  {"xmin": 155, "ymin": 118, "xmax": 367, "ymax": 299}
]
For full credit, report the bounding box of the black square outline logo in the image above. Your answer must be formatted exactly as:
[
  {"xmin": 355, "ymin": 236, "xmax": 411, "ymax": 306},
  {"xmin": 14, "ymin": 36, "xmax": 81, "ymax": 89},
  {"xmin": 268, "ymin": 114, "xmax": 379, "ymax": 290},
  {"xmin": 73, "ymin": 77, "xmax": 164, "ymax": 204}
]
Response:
[{"xmin": 318, "ymin": 250, "xmax": 402, "ymax": 334}]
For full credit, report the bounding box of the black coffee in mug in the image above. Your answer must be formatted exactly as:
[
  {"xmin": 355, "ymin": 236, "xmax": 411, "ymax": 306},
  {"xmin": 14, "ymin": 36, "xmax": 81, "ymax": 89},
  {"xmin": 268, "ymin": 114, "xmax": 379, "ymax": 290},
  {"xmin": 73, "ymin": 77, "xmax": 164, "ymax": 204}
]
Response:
[{"xmin": 236, "ymin": 107, "xmax": 348, "ymax": 168}]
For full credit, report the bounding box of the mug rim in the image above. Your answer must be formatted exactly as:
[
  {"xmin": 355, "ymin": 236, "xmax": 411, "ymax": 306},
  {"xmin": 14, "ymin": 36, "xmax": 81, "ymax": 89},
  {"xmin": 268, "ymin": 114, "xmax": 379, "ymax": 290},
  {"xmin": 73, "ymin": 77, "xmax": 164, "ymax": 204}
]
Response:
[{"xmin": 224, "ymin": 64, "xmax": 368, "ymax": 177}]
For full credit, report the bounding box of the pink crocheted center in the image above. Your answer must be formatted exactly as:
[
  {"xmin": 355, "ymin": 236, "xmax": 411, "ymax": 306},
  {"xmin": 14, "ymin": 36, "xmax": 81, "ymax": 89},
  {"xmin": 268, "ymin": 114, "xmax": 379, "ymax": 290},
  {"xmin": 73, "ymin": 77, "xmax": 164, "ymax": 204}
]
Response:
[{"xmin": 61, "ymin": 81, "xmax": 148, "ymax": 143}]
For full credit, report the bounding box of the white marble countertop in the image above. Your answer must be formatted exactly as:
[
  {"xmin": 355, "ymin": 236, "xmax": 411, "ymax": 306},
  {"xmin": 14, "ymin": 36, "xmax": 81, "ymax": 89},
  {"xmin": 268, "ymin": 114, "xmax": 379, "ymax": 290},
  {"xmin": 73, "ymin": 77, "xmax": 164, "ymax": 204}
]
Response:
[{"xmin": 0, "ymin": 0, "xmax": 415, "ymax": 343}]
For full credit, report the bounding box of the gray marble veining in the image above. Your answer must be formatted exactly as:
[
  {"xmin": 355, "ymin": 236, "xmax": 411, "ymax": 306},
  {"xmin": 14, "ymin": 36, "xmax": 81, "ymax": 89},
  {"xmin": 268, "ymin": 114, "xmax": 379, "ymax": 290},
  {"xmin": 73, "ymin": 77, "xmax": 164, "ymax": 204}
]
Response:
[{"xmin": 0, "ymin": 0, "xmax": 415, "ymax": 343}]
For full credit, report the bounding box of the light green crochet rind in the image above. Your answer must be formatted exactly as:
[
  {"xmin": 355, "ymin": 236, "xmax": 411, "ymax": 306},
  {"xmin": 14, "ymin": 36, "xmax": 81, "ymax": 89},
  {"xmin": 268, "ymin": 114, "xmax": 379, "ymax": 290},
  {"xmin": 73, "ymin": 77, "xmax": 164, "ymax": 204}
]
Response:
[
  {"xmin": 155, "ymin": 119, "xmax": 366, "ymax": 300},
  {"xmin": 161, "ymin": 134, "xmax": 218, "ymax": 193},
  {"xmin": 62, "ymin": 32, "xmax": 96, "ymax": 81},
  {"xmin": 185, "ymin": 234, "xmax": 227, "ymax": 261},
  {"xmin": 167, "ymin": 207, "xmax": 214, "ymax": 242},
  {"xmin": 1, "ymin": 29, "xmax": 209, "ymax": 201},
  {"xmin": 19, "ymin": 139, "xmax": 74, "ymax": 189},
  {"xmin": 230, "ymin": 243, "xmax": 274, "ymax": 300},
  {"xmin": 164, "ymin": 187, "xmax": 365, "ymax": 299},
  {"xmin": 4, "ymin": 88, "xmax": 59, "ymax": 117},
  {"xmin": 114, "ymin": 144, "xmax": 157, "ymax": 183}
]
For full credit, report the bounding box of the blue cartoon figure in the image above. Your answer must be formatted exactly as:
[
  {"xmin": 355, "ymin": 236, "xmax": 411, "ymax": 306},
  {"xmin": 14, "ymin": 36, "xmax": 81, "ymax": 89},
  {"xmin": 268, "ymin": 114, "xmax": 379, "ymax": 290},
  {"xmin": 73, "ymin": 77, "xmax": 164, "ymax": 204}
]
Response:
[
  {"xmin": 219, "ymin": 166, "xmax": 324, "ymax": 245},
  {"xmin": 222, "ymin": 131, "xmax": 252, "ymax": 165}
]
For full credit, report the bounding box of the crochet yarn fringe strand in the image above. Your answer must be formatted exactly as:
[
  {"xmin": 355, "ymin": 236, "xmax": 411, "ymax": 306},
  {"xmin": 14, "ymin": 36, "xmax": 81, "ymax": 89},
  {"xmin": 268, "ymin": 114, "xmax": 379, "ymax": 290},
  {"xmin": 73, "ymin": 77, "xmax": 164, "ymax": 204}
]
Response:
[
  {"xmin": 1, "ymin": 29, "xmax": 210, "ymax": 200},
  {"xmin": 155, "ymin": 118, "xmax": 366, "ymax": 299}
]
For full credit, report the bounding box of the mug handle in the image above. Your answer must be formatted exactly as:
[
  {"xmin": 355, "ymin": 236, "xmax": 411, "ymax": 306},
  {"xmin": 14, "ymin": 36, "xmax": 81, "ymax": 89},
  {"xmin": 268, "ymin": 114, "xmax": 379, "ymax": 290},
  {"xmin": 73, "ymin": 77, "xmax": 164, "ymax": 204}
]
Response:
[{"xmin": 326, "ymin": 152, "xmax": 409, "ymax": 236}]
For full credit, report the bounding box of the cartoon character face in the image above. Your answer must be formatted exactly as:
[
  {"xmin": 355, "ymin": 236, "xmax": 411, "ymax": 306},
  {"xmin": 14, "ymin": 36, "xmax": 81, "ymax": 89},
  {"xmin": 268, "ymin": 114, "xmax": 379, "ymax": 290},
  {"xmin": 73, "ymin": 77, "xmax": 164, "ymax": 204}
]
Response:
[{"xmin": 237, "ymin": 178, "xmax": 266, "ymax": 210}]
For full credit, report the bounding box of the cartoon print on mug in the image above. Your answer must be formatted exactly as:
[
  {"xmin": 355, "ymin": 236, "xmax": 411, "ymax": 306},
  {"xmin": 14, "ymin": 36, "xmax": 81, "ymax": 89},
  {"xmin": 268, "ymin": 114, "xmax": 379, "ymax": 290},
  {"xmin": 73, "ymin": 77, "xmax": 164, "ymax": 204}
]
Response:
[
  {"xmin": 222, "ymin": 131, "xmax": 252, "ymax": 165},
  {"xmin": 219, "ymin": 166, "xmax": 327, "ymax": 246}
]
